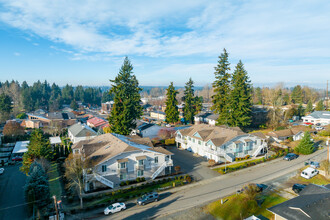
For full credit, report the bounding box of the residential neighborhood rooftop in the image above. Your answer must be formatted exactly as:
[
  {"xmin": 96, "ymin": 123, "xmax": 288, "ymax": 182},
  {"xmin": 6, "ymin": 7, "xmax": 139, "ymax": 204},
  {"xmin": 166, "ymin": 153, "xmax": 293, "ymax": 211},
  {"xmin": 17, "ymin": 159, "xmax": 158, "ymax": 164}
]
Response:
[{"xmin": 72, "ymin": 133, "xmax": 173, "ymax": 165}]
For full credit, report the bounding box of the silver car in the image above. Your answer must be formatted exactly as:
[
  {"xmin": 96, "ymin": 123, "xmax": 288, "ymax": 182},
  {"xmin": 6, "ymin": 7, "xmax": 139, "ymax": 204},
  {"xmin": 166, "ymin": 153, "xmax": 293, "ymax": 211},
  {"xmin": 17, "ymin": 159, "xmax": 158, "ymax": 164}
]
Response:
[{"xmin": 104, "ymin": 202, "xmax": 126, "ymax": 215}]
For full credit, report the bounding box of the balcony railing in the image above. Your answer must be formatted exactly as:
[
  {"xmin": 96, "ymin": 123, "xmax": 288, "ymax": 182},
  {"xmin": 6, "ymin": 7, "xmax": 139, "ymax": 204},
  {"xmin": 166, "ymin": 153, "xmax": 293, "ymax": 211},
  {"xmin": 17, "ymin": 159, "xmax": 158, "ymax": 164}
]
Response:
[
  {"xmin": 117, "ymin": 167, "xmax": 128, "ymax": 174},
  {"xmin": 136, "ymin": 164, "xmax": 145, "ymax": 170}
]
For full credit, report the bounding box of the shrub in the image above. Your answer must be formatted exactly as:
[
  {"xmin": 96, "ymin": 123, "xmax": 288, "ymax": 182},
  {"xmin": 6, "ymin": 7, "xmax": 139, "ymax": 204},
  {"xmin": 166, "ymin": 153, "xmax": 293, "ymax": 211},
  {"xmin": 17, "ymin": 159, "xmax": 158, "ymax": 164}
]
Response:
[
  {"xmin": 208, "ymin": 159, "xmax": 216, "ymax": 166},
  {"xmin": 174, "ymin": 165, "xmax": 181, "ymax": 174},
  {"xmin": 165, "ymin": 138, "xmax": 175, "ymax": 145},
  {"xmin": 185, "ymin": 175, "xmax": 192, "ymax": 183},
  {"xmin": 120, "ymin": 182, "xmax": 125, "ymax": 186}
]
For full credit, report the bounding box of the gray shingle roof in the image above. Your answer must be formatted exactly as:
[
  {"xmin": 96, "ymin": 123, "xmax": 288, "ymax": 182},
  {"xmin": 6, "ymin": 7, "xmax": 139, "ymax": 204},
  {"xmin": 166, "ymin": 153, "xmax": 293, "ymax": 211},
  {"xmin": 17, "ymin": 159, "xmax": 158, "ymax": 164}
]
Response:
[
  {"xmin": 68, "ymin": 123, "xmax": 97, "ymax": 138},
  {"xmin": 268, "ymin": 184, "xmax": 330, "ymax": 220},
  {"xmin": 305, "ymin": 111, "xmax": 330, "ymax": 119}
]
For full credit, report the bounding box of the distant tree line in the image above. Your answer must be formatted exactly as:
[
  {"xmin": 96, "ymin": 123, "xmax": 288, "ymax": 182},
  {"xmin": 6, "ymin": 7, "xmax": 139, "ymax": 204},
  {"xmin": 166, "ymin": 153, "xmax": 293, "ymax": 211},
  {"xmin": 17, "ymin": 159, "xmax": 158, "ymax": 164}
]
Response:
[{"xmin": 0, "ymin": 80, "xmax": 113, "ymax": 115}]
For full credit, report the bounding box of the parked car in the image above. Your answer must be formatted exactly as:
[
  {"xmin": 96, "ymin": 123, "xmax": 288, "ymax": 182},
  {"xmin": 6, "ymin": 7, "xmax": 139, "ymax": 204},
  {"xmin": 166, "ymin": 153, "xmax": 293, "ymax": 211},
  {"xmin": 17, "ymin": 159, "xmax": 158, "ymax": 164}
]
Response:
[
  {"xmin": 0, "ymin": 168, "xmax": 4, "ymax": 175},
  {"xmin": 137, "ymin": 192, "xmax": 159, "ymax": 206},
  {"xmin": 104, "ymin": 203, "xmax": 126, "ymax": 215},
  {"xmin": 304, "ymin": 122, "xmax": 313, "ymax": 125},
  {"xmin": 283, "ymin": 153, "xmax": 299, "ymax": 161},
  {"xmin": 305, "ymin": 160, "xmax": 320, "ymax": 168},
  {"xmin": 315, "ymin": 126, "xmax": 324, "ymax": 131},
  {"xmin": 301, "ymin": 167, "xmax": 319, "ymax": 179},
  {"xmin": 12, "ymin": 156, "xmax": 22, "ymax": 161},
  {"xmin": 292, "ymin": 183, "xmax": 307, "ymax": 194},
  {"xmin": 237, "ymin": 183, "xmax": 268, "ymax": 194}
]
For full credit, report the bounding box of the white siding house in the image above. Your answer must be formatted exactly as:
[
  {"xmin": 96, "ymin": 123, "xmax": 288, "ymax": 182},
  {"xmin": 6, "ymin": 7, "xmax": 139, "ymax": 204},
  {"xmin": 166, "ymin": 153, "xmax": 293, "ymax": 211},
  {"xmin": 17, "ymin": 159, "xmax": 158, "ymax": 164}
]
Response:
[
  {"xmin": 68, "ymin": 123, "xmax": 97, "ymax": 144},
  {"xmin": 72, "ymin": 133, "xmax": 173, "ymax": 191},
  {"xmin": 175, "ymin": 124, "xmax": 267, "ymax": 163},
  {"xmin": 302, "ymin": 111, "xmax": 330, "ymax": 125}
]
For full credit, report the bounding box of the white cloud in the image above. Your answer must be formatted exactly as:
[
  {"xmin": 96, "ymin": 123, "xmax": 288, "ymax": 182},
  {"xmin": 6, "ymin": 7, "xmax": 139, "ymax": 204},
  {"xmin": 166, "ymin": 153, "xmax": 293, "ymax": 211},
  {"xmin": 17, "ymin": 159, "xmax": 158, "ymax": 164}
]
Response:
[
  {"xmin": 1, "ymin": 0, "xmax": 329, "ymax": 60},
  {"xmin": 1, "ymin": 0, "xmax": 330, "ymax": 86},
  {"xmin": 14, "ymin": 52, "xmax": 20, "ymax": 56}
]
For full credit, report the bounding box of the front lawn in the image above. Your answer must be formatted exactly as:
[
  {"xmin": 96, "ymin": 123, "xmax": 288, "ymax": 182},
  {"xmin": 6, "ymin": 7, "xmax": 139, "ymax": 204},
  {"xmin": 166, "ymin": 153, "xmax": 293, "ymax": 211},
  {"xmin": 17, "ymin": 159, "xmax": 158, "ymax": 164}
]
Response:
[
  {"xmin": 205, "ymin": 192, "xmax": 287, "ymax": 220},
  {"xmin": 290, "ymin": 174, "xmax": 330, "ymax": 185},
  {"xmin": 48, "ymin": 162, "xmax": 63, "ymax": 199}
]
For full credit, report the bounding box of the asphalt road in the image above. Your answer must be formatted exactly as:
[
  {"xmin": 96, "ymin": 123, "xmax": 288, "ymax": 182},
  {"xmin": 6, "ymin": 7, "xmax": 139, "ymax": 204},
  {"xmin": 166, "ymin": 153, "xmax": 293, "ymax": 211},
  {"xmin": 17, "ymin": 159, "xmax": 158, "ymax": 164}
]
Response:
[
  {"xmin": 70, "ymin": 148, "xmax": 328, "ymax": 220},
  {"xmin": 0, "ymin": 164, "xmax": 28, "ymax": 220}
]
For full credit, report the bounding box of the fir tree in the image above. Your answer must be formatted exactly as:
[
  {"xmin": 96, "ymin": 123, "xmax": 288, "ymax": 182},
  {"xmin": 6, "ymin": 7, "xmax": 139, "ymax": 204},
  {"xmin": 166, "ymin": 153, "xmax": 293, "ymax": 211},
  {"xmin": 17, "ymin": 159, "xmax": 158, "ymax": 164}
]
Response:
[
  {"xmin": 21, "ymin": 129, "xmax": 53, "ymax": 175},
  {"xmin": 291, "ymin": 85, "xmax": 303, "ymax": 104},
  {"xmin": 297, "ymin": 103, "xmax": 305, "ymax": 117},
  {"xmin": 183, "ymin": 78, "xmax": 196, "ymax": 124},
  {"xmin": 306, "ymin": 100, "xmax": 313, "ymax": 113},
  {"xmin": 24, "ymin": 162, "xmax": 51, "ymax": 217},
  {"xmin": 70, "ymin": 99, "xmax": 79, "ymax": 110},
  {"xmin": 108, "ymin": 57, "xmax": 143, "ymax": 135},
  {"xmin": 211, "ymin": 48, "xmax": 231, "ymax": 125},
  {"xmin": 315, "ymin": 100, "xmax": 324, "ymax": 111},
  {"xmin": 228, "ymin": 60, "xmax": 252, "ymax": 127},
  {"xmin": 295, "ymin": 131, "xmax": 314, "ymax": 155},
  {"xmin": 165, "ymin": 82, "xmax": 179, "ymax": 124}
]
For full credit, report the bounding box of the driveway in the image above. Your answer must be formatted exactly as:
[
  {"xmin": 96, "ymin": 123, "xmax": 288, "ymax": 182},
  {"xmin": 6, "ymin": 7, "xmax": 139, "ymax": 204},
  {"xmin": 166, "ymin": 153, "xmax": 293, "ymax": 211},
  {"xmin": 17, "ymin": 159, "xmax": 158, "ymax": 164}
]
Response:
[
  {"xmin": 167, "ymin": 147, "xmax": 219, "ymax": 181},
  {"xmin": 0, "ymin": 164, "xmax": 28, "ymax": 220}
]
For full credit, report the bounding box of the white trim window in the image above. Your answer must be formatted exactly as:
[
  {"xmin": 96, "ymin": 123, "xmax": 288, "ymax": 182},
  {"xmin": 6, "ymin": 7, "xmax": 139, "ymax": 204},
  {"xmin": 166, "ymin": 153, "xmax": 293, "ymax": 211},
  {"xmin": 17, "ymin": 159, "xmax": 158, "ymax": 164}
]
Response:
[
  {"xmin": 138, "ymin": 159, "xmax": 144, "ymax": 166},
  {"xmin": 118, "ymin": 162, "xmax": 126, "ymax": 169},
  {"xmin": 137, "ymin": 170, "xmax": 144, "ymax": 177},
  {"xmin": 154, "ymin": 156, "xmax": 158, "ymax": 164}
]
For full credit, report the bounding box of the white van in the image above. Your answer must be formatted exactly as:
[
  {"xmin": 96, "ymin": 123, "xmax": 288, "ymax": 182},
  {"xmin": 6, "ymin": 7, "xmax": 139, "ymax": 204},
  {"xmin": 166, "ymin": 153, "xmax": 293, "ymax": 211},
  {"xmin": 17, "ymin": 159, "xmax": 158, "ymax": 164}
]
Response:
[{"xmin": 301, "ymin": 167, "xmax": 319, "ymax": 179}]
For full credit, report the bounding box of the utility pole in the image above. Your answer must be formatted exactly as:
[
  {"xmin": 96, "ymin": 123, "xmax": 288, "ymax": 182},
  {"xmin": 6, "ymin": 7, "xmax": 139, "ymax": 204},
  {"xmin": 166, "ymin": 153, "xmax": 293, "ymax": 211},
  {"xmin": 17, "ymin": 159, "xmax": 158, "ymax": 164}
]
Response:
[
  {"xmin": 53, "ymin": 195, "xmax": 59, "ymax": 220},
  {"xmin": 326, "ymin": 80, "xmax": 328, "ymax": 110}
]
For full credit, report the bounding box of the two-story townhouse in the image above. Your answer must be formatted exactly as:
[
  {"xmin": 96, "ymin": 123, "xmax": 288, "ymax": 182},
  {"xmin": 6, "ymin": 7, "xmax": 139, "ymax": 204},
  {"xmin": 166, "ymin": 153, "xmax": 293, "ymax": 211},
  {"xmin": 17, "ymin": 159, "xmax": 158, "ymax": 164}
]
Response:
[
  {"xmin": 175, "ymin": 124, "xmax": 267, "ymax": 163},
  {"xmin": 72, "ymin": 133, "xmax": 173, "ymax": 192}
]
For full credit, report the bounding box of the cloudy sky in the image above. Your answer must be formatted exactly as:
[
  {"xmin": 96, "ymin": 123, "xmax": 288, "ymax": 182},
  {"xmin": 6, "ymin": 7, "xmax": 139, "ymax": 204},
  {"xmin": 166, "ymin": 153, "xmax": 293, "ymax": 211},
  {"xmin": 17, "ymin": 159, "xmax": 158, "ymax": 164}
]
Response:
[{"xmin": 0, "ymin": 0, "xmax": 329, "ymax": 87}]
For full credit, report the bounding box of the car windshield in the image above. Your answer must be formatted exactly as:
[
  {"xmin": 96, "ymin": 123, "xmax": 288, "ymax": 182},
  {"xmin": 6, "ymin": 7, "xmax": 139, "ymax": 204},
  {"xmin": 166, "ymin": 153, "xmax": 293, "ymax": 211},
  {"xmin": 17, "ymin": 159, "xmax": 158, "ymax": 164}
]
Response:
[
  {"xmin": 108, "ymin": 205, "xmax": 113, "ymax": 209},
  {"xmin": 141, "ymin": 195, "xmax": 148, "ymax": 199}
]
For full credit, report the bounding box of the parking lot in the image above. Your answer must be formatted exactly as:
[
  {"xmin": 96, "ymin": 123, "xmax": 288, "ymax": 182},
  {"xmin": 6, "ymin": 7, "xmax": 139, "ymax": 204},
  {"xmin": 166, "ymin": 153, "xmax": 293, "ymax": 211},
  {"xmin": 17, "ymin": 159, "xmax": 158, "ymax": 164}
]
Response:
[
  {"xmin": 0, "ymin": 164, "xmax": 28, "ymax": 220},
  {"xmin": 167, "ymin": 147, "xmax": 219, "ymax": 181}
]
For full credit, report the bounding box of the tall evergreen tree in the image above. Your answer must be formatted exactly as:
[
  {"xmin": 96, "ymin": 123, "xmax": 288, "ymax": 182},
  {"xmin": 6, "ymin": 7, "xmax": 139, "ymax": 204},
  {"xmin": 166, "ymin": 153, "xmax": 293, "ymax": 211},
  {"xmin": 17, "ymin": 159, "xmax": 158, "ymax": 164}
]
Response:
[
  {"xmin": 108, "ymin": 57, "xmax": 142, "ymax": 135},
  {"xmin": 0, "ymin": 93, "xmax": 13, "ymax": 122},
  {"xmin": 24, "ymin": 162, "xmax": 51, "ymax": 217},
  {"xmin": 295, "ymin": 131, "xmax": 314, "ymax": 155},
  {"xmin": 306, "ymin": 100, "xmax": 313, "ymax": 113},
  {"xmin": 315, "ymin": 100, "xmax": 324, "ymax": 111},
  {"xmin": 74, "ymin": 85, "xmax": 84, "ymax": 102},
  {"xmin": 291, "ymin": 85, "xmax": 303, "ymax": 104},
  {"xmin": 297, "ymin": 103, "xmax": 305, "ymax": 117},
  {"xmin": 211, "ymin": 48, "xmax": 231, "ymax": 125},
  {"xmin": 228, "ymin": 60, "xmax": 252, "ymax": 127},
  {"xmin": 183, "ymin": 78, "xmax": 196, "ymax": 123},
  {"xmin": 165, "ymin": 82, "xmax": 179, "ymax": 124}
]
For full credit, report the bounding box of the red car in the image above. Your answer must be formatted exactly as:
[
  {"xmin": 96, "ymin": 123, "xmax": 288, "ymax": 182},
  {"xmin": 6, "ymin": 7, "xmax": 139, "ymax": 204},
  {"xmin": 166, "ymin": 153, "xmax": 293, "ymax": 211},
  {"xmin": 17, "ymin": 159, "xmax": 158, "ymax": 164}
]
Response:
[
  {"xmin": 12, "ymin": 156, "xmax": 23, "ymax": 161},
  {"xmin": 304, "ymin": 122, "xmax": 313, "ymax": 125}
]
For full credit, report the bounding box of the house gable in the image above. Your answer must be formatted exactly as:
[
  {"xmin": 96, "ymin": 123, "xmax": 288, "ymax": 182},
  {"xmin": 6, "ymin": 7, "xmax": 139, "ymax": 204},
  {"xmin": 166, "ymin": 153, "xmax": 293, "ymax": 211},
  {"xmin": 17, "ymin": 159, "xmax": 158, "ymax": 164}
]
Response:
[{"xmin": 193, "ymin": 132, "xmax": 202, "ymax": 139}]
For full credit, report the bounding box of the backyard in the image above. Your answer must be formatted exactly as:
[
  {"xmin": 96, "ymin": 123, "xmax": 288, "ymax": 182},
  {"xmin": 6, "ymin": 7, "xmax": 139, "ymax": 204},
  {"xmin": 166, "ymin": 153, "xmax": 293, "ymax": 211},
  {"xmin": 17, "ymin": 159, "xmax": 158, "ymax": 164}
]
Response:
[{"xmin": 48, "ymin": 162, "xmax": 63, "ymax": 200}]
